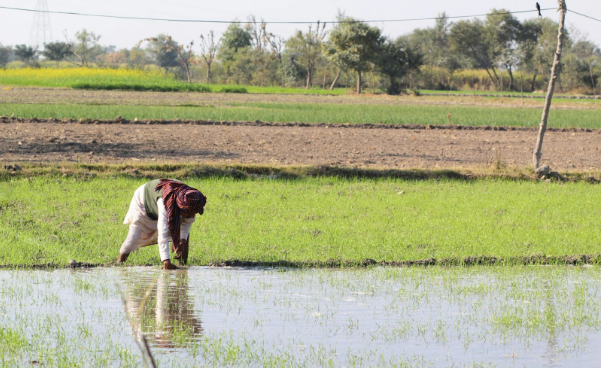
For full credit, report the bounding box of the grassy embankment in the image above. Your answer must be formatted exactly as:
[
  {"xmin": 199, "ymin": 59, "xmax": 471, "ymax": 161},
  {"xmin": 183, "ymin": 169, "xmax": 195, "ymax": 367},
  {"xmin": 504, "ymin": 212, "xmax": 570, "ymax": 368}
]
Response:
[
  {"xmin": 0, "ymin": 175, "xmax": 599, "ymax": 267},
  {"xmin": 2, "ymin": 102, "xmax": 600, "ymax": 128},
  {"xmin": 0, "ymin": 68, "xmax": 347, "ymax": 95}
]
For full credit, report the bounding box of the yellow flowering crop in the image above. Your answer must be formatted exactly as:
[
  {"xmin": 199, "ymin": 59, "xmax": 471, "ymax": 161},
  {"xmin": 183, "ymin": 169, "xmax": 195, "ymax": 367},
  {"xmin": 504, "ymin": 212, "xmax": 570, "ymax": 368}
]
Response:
[{"xmin": 0, "ymin": 67, "xmax": 170, "ymax": 87}]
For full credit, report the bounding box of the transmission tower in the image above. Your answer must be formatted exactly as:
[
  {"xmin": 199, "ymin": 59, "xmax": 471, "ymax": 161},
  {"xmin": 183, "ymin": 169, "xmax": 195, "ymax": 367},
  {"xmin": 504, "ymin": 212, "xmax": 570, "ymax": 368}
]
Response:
[{"xmin": 29, "ymin": 0, "xmax": 53, "ymax": 49}]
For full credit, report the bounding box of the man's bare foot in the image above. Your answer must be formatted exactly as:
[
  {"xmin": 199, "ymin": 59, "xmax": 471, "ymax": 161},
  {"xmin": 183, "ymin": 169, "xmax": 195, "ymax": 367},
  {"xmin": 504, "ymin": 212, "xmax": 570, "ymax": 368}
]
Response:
[
  {"xmin": 117, "ymin": 253, "xmax": 129, "ymax": 263},
  {"xmin": 163, "ymin": 260, "xmax": 179, "ymax": 270}
]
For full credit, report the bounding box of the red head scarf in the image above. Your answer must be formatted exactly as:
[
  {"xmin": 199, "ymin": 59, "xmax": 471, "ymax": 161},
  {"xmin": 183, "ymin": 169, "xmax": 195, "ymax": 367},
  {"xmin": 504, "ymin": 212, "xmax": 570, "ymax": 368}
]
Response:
[{"xmin": 155, "ymin": 179, "xmax": 207, "ymax": 253}]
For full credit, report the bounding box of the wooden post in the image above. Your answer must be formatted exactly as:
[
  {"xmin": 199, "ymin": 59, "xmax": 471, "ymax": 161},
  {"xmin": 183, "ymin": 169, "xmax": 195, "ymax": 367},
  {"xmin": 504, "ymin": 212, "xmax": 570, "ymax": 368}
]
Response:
[
  {"xmin": 520, "ymin": 71, "xmax": 525, "ymax": 106},
  {"xmin": 533, "ymin": 0, "xmax": 567, "ymax": 170}
]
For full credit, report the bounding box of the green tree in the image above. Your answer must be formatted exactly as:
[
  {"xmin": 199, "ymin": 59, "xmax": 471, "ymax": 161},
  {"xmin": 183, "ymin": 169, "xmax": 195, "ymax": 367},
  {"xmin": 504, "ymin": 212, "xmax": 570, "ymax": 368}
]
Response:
[
  {"xmin": 14, "ymin": 44, "xmax": 38, "ymax": 65},
  {"xmin": 281, "ymin": 53, "xmax": 307, "ymax": 86},
  {"xmin": 565, "ymin": 40, "xmax": 601, "ymax": 94},
  {"xmin": 219, "ymin": 22, "xmax": 252, "ymax": 67},
  {"xmin": 484, "ymin": 9, "xmax": 523, "ymax": 90},
  {"xmin": 285, "ymin": 22, "xmax": 327, "ymax": 88},
  {"xmin": 218, "ymin": 22, "xmax": 252, "ymax": 80},
  {"xmin": 244, "ymin": 15, "xmax": 280, "ymax": 86},
  {"xmin": 126, "ymin": 47, "xmax": 151, "ymax": 69},
  {"xmin": 228, "ymin": 47, "xmax": 255, "ymax": 85},
  {"xmin": 165, "ymin": 38, "xmax": 195, "ymax": 83},
  {"xmin": 67, "ymin": 29, "xmax": 103, "ymax": 67},
  {"xmin": 42, "ymin": 42, "xmax": 71, "ymax": 67},
  {"xmin": 449, "ymin": 19, "xmax": 500, "ymax": 89},
  {"xmin": 522, "ymin": 18, "xmax": 569, "ymax": 92},
  {"xmin": 323, "ymin": 15, "xmax": 383, "ymax": 94},
  {"xmin": 0, "ymin": 44, "xmax": 11, "ymax": 67},
  {"xmin": 376, "ymin": 37, "xmax": 424, "ymax": 94},
  {"xmin": 143, "ymin": 35, "xmax": 180, "ymax": 75},
  {"xmin": 403, "ymin": 14, "xmax": 461, "ymax": 89},
  {"xmin": 517, "ymin": 18, "xmax": 543, "ymax": 91}
]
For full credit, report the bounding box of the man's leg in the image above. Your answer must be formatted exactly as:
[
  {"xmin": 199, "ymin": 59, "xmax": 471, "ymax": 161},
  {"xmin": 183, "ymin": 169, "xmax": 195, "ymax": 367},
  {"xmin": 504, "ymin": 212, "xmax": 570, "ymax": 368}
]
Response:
[{"xmin": 118, "ymin": 225, "xmax": 145, "ymax": 263}]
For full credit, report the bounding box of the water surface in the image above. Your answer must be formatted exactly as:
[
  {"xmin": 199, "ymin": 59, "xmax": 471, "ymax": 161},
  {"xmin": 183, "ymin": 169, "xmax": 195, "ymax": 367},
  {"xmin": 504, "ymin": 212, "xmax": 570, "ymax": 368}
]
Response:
[{"xmin": 0, "ymin": 266, "xmax": 599, "ymax": 367}]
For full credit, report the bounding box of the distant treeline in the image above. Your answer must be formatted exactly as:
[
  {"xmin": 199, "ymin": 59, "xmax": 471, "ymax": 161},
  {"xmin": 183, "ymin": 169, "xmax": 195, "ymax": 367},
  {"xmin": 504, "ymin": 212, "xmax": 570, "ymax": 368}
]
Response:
[{"xmin": 0, "ymin": 10, "xmax": 600, "ymax": 94}]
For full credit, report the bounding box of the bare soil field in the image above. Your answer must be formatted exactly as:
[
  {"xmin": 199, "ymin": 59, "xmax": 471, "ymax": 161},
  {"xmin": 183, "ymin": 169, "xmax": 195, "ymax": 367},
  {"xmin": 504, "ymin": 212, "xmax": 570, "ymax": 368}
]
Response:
[
  {"xmin": 1, "ymin": 119, "xmax": 599, "ymax": 171},
  {"xmin": 1, "ymin": 87, "xmax": 600, "ymax": 109}
]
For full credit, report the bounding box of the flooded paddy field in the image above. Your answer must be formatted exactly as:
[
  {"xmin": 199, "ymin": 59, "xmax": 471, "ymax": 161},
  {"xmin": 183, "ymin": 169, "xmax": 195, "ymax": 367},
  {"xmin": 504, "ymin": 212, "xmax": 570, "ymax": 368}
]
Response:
[{"xmin": 0, "ymin": 266, "xmax": 599, "ymax": 367}]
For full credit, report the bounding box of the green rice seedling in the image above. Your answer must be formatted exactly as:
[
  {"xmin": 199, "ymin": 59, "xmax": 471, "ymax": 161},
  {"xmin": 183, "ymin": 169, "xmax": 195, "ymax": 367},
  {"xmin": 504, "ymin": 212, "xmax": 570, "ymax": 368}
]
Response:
[
  {"xmin": 1, "ymin": 102, "xmax": 599, "ymax": 128},
  {"xmin": 2, "ymin": 176, "xmax": 598, "ymax": 267}
]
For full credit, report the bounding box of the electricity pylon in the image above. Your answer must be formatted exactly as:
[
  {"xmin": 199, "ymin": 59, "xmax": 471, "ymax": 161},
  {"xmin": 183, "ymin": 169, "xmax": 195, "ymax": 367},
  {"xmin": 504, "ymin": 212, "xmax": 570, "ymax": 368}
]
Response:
[{"xmin": 29, "ymin": 0, "xmax": 53, "ymax": 49}]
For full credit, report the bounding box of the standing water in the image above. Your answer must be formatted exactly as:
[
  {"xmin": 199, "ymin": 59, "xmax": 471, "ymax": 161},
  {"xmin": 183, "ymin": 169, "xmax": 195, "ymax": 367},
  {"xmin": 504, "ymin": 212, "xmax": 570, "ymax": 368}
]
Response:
[{"xmin": 0, "ymin": 266, "xmax": 599, "ymax": 367}]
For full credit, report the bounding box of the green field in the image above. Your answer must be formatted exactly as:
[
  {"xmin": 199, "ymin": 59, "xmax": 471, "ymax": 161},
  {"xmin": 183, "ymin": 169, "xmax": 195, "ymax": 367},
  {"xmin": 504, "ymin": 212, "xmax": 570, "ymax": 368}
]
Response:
[
  {"xmin": 0, "ymin": 176, "xmax": 599, "ymax": 267},
  {"xmin": 418, "ymin": 89, "xmax": 599, "ymax": 98},
  {"xmin": 0, "ymin": 67, "xmax": 347, "ymax": 95},
  {"xmin": 2, "ymin": 102, "xmax": 600, "ymax": 128}
]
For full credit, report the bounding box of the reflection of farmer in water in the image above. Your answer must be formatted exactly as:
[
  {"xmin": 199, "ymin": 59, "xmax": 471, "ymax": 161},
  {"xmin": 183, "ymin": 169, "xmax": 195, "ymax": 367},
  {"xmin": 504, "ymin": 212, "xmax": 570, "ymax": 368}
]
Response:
[
  {"xmin": 117, "ymin": 179, "xmax": 207, "ymax": 269},
  {"xmin": 122, "ymin": 270, "xmax": 203, "ymax": 348}
]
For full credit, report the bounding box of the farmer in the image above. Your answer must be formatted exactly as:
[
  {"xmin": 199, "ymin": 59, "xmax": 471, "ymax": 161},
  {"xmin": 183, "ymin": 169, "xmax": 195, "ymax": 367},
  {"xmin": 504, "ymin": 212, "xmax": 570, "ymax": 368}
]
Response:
[{"xmin": 117, "ymin": 179, "xmax": 207, "ymax": 270}]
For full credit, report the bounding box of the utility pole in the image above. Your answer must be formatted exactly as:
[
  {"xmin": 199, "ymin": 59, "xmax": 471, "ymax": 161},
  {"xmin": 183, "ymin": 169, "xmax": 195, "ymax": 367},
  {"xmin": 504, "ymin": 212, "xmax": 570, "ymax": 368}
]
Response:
[
  {"xmin": 533, "ymin": 0, "xmax": 567, "ymax": 170},
  {"xmin": 29, "ymin": 0, "xmax": 53, "ymax": 49}
]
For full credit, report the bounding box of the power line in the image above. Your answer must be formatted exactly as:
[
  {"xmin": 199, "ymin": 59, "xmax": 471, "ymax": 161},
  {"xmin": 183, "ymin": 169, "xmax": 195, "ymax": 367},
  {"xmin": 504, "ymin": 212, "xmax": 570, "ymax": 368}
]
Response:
[
  {"xmin": 0, "ymin": 5, "xmax": 559, "ymax": 25},
  {"xmin": 568, "ymin": 9, "xmax": 601, "ymax": 22}
]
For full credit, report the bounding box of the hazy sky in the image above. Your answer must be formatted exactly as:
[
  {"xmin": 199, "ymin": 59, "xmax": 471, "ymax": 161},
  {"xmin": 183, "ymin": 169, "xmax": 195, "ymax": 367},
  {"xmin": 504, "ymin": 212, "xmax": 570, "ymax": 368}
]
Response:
[{"xmin": 0, "ymin": 0, "xmax": 600, "ymax": 49}]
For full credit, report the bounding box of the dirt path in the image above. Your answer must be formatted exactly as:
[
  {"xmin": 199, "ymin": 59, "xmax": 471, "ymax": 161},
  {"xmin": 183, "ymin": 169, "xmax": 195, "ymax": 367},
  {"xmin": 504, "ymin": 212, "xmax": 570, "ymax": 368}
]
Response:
[{"xmin": 1, "ymin": 121, "xmax": 599, "ymax": 171}]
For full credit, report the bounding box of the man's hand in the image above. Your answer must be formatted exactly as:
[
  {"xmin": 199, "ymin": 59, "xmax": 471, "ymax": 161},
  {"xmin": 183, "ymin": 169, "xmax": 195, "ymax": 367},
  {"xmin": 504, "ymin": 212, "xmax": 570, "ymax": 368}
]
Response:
[
  {"xmin": 175, "ymin": 237, "xmax": 189, "ymax": 266},
  {"xmin": 117, "ymin": 253, "xmax": 129, "ymax": 263},
  {"xmin": 163, "ymin": 260, "xmax": 179, "ymax": 270}
]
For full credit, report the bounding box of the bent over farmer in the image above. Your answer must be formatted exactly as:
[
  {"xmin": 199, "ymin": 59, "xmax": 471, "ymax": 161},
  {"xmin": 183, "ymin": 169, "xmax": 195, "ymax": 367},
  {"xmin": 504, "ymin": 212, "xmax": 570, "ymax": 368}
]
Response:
[{"xmin": 117, "ymin": 179, "xmax": 207, "ymax": 270}]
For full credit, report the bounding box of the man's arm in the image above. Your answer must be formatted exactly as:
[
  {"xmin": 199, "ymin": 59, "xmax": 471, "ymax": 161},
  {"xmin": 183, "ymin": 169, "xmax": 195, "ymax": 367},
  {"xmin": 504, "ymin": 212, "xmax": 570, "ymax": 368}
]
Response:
[
  {"xmin": 175, "ymin": 217, "xmax": 194, "ymax": 265},
  {"xmin": 157, "ymin": 199, "xmax": 178, "ymax": 269}
]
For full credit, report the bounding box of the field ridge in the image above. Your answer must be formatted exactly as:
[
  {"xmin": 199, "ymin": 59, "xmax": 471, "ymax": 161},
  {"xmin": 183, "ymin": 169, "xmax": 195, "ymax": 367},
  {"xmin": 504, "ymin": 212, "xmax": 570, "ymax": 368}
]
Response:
[
  {"xmin": 2, "ymin": 163, "xmax": 600, "ymax": 183},
  {"xmin": 1, "ymin": 116, "xmax": 600, "ymax": 133},
  {"xmin": 0, "ymin": 253, "xmax": 599, "ymax": 269}
]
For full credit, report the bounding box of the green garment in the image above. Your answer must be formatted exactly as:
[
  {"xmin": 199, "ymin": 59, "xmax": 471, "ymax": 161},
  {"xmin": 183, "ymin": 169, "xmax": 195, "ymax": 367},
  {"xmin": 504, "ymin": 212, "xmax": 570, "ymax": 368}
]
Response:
[{"xmin": 143, "ymin": 179, "xmax": 182, "ymax": 220}]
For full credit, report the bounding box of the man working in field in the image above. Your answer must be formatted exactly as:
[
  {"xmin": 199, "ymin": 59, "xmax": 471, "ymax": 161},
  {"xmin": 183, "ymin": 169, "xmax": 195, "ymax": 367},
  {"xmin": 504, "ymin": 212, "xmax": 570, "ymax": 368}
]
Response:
[{"xmin": 117, "ymin": 179, "xmax": 207, "ymax": 269}]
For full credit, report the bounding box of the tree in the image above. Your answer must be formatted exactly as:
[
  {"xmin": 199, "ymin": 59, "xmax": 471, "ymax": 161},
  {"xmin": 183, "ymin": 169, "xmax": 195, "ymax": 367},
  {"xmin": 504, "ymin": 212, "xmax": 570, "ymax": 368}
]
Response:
[
  {"xmin": 200, "ymin": 31, "xmax": 221, "ymax": 82},
  {"xmin": 219, "ymin": 22, "xmax": 252, "ymax": 62},
  {"xmin": 281, "ymin": 53, "xmax": 307, "ymax": 86},
  {"xmin": 105, "ymin": 51, "xmax": 127, "ymax": 68},
  {"xmin": 566, "ymin": 40, "xmax": 601, "ymax": 95},
  {"xmin": 228, "ymin": 47, "xmax": 255, "ymax": 85},
  {"xmin": 42, "ymin": 42, "xmax": 71, "ymax": 67},
  {"xmin": 286, "ymin": 22, "xmax": 327, "ymax": 89},
  {"xmin": 323, "ymin": 15, "xmax": 383, "ymax": 94},
  {"xmin": 219, "ymin": 22, "xmax": 252, "ymax": 79},
  {"xmin": 376, "ymin": 38, "xmax": 420, "ymax": 94},
  {"xmin": 127, "ymin": 47, "xmax": 151, "ymax": 69},
  {"xmin": 142, "ymin": 35, "xmax": 180, "ymax": 75},
  {"xmin": 517, "ymin": 19, "xmax": 543, "ymax": 91},
  {"xmin": 244, "ymin": 15, "xmax": 278, "ymax": 86},
  {"xmin": 484, "ymin": 9, "xmax": 523, "ymax": 90},
  {"xmin": 165, "ymin": 38, "xmax": 195, "ymax": 83},
  {"xmin": 66, "ymin": 29, "xmax": 102, "ymax": 67},
  {"xmin": 438, "ymin": 56, "xmax": 463, "ymax": 90},
  {"xmin": 0, "ymin": 44, "xmax": 12, "ymax": 67},
  {"xmin": 403, "ymin": 14, "xmax": 459, "ymax": 89},
  {"xmin": 14, "ymin": 44, "xmax": 38, "ymax": 65},
  {"xmin": 450, "ymin": 19, "xmax": 502, "ymax": 89}
]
